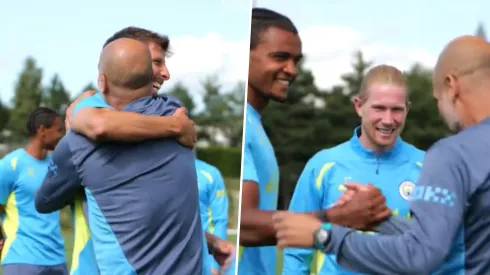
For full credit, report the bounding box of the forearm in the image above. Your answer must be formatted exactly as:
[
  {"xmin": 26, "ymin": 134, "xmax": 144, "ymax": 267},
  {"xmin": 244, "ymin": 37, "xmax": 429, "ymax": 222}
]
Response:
[
  {"xmin": 376, "ymin": 216, "xmax": 412, "ymax": 235},
  {"xmin": 35, "ymin": 188, "xmax": 77, "ymax": 213},
  {"xmin": 239, "ymin": 209, "xmax": 277, "ymax": 246},
  {"xmin": 325, "ymin": 225, "xmax": 443, "ymax": 275},
  {"xmin": 240, "ymin": 209, "xmax": 323, "ymax": 246},
  {"xmin": 205, "ymin": 232, "xmax": 222, "ymax": 254},
  {"xmin": 213, "ymin": 220, "xmax": 228, "ymax": 241},
  {"xmin": 71, "ymin": 109, "xmax": 181, "ymax": 142}
]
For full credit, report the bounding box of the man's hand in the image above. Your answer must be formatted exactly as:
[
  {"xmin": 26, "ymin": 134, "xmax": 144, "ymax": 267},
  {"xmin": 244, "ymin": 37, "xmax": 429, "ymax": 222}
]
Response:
[
  {"xmin": 210, "ymin": 238, "xmax": 235, "ymax": 270},
  {"xmin": 326, "ymin": 183, "xmax": 391, "ymax": 230},
  {"xmin": 0, "ymin": 238, "xmax": 4, "ymax": 258},
  {"xmin": 65, "ymin": 90, "xmax": 97, "ymax": 129},
  {"xmin": 172, "ymin": 107, "xmax": 197, "ymax": 148},
  {"xmin": 273, "ymin": 211, "xmax": 322, "ymax": 249}
]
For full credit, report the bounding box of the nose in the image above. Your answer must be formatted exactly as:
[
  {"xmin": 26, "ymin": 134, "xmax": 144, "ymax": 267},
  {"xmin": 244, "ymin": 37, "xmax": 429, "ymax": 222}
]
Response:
[
  {"xmin": 283, "ymin": 59, "xmax": 297, "ymax": 78},
  {"xmin": 380, "ymin": 110, "xmax": 395, "ymax": 126},
  {"xmin": 160, "ymin": 65, "xmax": 170, "ymax": 81}
]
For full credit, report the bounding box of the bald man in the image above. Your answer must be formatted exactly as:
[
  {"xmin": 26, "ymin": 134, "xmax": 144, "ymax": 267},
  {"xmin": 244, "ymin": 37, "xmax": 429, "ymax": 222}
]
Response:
[
  {"xmin": 271, "ymin": 35, "xmax": 490, "ymax": 275},
  {"xmin": 35, "ymin": 38, "xmax": 207, "ymax": 275}
]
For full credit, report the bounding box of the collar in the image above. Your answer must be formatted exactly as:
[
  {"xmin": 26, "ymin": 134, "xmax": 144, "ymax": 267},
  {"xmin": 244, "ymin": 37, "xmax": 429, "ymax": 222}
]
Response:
[
  {"xmin": 349, "ymin": 126, "xmax": 403, "ymax": 160},
  {"xmin": 247, "ymin": 103, "xmax": 261, "ymax": 120}
]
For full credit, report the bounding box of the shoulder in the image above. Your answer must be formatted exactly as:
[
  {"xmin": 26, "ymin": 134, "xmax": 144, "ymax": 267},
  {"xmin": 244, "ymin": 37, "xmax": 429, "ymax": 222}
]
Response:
[
  {"xmin": 196, "ymin": 159, "xmax": 222, "ymax": 180},
  {"xmin": 0, "ymin": 149, "xmax": 23, "ymax": 173},
  {"xmin": 73, "ymin": 93, "xmax": 111, "ymax": 115},
  {"xmin": 305, "ymin": 141, "xmax": 351, "ymax": 170},
  {"xmin": 400, "ymin": 141, "xmax": 426, "ymax": 165}
]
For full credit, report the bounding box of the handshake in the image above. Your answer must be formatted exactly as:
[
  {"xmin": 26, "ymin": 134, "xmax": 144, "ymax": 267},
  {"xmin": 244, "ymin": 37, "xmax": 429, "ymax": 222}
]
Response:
[
  {"xmin": 273, "ymin": 183, "xmax": 392, "ymax": 249},
  {"xmin": 324, "ymin": 183, "xmax": 391, "ymax": 230}
]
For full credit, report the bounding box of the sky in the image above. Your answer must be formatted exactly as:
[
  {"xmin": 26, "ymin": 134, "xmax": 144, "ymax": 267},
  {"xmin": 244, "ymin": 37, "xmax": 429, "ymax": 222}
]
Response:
[
  {"xmin": 0, "ymin": 0, "xmax": 251, "ymax": 108},
  {"xmin": 255, "ymin": 0, "xmax": 490, "ymax": 90}
]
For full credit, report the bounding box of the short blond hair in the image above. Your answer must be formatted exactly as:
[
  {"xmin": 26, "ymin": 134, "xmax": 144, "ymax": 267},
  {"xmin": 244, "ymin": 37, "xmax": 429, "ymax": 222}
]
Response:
[{"xmin": 358, "ymin": 65, "xmax": 409, "ymax": 103}]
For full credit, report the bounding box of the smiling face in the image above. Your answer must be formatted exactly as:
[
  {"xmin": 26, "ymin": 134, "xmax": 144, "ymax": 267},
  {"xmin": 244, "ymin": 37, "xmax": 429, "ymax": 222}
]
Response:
[
  {"xmin": 148, "ymin": 41, "xmax": 170, "ymax": 94},
  {"xmin": 248, "ymin": 26, "xmax": 302, "ymax": 103},
  {"xmin": 355, "ymin": 84, "xmax": 409, "ymax": 150}
]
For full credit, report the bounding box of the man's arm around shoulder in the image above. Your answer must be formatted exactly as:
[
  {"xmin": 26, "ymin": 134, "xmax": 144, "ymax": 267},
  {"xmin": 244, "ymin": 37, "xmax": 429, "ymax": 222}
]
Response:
[{"xmin": 35, "ymin": 136, "xmax": 83, "ymax": 213}]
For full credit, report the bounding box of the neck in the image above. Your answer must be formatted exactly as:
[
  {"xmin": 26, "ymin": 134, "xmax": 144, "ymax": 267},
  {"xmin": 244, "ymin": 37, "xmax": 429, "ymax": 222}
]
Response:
[
  {"xmin": 104, "ymin": 94, "xmax": 131, "ymax": 110},
  {"xmin": 465, "ymin": 95, "xmax": 490, "ymax": 127},
  {"xmin": 247, "ymin": 85, "xmax": 268, "ymax": 113},
  {"xmin": 358, "ymin": 131, "xmax": 395, "ymax": 155},
  {"xmin": 104, "ymin": 86, "xmax": 152, "ymax": 110},
  {"xmin": 24, "ymin": 139, "xmax": 47, "ymax": 160}
]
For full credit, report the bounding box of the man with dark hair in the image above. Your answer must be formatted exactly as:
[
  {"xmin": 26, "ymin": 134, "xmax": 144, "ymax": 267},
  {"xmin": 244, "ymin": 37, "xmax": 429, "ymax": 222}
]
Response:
[
  {"xmin": 35, "ymin": 38, "xmax": 207, "ymax": 275},
  {"xmin": 0, "ymin": 107, "xmax": 66, "ymax": 275},
  {"xmin": 239, "ymin": 8, "xmax": 390, "ymax": 274}
]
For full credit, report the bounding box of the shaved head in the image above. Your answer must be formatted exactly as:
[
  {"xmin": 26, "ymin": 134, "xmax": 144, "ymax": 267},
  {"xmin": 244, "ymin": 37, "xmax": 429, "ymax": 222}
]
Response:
[
  {"xmin": 98, "ymin": 38, "xmax": 153, "ymax": 96},
  {"xmin": 434, "ymin": 35, "xmax": 490, "ymax": 91},
  {"xmin": 433, "ymin": 35, "xmax": 490, "ymax": 131}
]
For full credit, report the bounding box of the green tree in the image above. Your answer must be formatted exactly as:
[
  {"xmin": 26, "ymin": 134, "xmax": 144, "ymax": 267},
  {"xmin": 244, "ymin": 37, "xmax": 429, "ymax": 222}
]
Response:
[
  {"xmin": 77, "ymin": 82, "xmax": 97, "ymax": 100},
  {"xmin": 341, "ymin": 51, "xmax": 372, "ymax": 96},
  {"xmin": 8, "ymin": 57, "xmax": 44, "ymax": 139},
  {"xmin": 43, "ymin": 74, "xmax": 71, "ymax": 114},
  {"xmin": 224, "ymin": 81, "xmax": 245, "ymax": 147},
  {"xmin": 401, "ymin": 63, "xmax": 452, "ymax": 149},
  {"xmin": 0, "ymin": 100, "xmax": 10, "ymax": 142},
  {"xmin": 197, "ymin": 76, "xmax": 244, "ymax": 147},
  {"xmin": 475, "ymin": 22, "xmax": 487, "ymax": 41},
  {"xmin": 167, "ymin": 82, "xmax": 196, "ymax": 116},
  {"xmin": 321, "ymin": 51, "xmax": 372, "ymax": 147}
]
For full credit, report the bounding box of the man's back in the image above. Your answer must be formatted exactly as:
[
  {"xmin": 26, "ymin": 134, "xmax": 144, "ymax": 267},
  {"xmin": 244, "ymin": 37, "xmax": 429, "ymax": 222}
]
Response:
[
  {"xmin": 431, "ymin": 117, "xmax": 490, "ymax": 274},
  {"xmin": 68, "ymin": 96, "xmax": 203, "ymax": 275}
]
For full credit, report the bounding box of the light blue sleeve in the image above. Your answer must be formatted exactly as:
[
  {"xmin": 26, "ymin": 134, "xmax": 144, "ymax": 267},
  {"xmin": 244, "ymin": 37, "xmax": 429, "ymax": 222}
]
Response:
[
  {"xmin": 72, "ymin": 93, "xmax": 111, "ymax": 115},
  {"xmin": 208, "ymin": 167, "xmax": 229, "ymax": 270},
  {"xmin": 0, "ymin": 157, "xmax": 16, "ymax": 205},
  {"xmin": 283, "ymin": 156, "xmax": 327, "ymax": 275},
  {"xmin": 325, "ymin": 142, "xmax": 465, "ymax": 274},
  {"xmin": 242, "ymin": 139, "xmax": 258, "ymax": 184}
]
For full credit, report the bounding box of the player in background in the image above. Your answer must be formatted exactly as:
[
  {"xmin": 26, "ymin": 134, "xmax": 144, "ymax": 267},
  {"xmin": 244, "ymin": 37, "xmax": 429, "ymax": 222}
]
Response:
[
  {"xmin": 0, "ymin": 108, "xmax": 66, "ymax": 275},
  {"xmin": 273, "ymin": 35, "xmax": 490, "ymax": 275},
  {"xmin": 283, "ymin": 65, "xmax": 425, "ymax": 275},
  {"xmin": 239, "ymin": 8, "xmax": 391, "ymax": 275},
  {"xmin": 195, "ymin": 156, "xmax": 233, "ymax": 275}
]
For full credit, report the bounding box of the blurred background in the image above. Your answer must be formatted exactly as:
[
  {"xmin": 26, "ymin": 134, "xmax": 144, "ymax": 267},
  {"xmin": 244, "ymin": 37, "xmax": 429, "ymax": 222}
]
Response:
[
  {"xmin": 253, "ymin": 0, "xmax": 488, "ymax": 273},
  {"xmin": 0, "ymin": 0, "xmax": 249, "ymax": 270}
]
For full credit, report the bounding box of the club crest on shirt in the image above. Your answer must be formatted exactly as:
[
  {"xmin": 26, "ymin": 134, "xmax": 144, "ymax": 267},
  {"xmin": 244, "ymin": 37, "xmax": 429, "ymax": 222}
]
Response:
[{"xmin": 399, "ymin": 180, "xmax": 415, "ymax": 200}]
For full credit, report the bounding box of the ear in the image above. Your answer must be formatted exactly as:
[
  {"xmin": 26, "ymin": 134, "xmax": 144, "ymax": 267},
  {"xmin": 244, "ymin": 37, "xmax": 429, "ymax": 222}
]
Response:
[
  {"xmin": 406, "ymin": 101, "xmax": 412, "ymax": 113},
  {"xmin": 37, "ymin": 125, "xmax": 47, "ymax": 137},
  {"xmin": 353, "ymin": 96, "xmax": 363, "ymax": 117},
  {"xmin": 98, "ymin": 74, "xmax": 107, "ymax": 94},
  {"xmin": 445, "ymin": 74, "xmax": 460, "ymax": 103}
]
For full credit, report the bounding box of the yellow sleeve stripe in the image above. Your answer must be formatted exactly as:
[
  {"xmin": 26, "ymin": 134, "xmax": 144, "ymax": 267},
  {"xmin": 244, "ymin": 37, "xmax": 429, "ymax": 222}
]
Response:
[{"xmin": 315, "ymin": 162, "xmax": 335, "ymax": 190}]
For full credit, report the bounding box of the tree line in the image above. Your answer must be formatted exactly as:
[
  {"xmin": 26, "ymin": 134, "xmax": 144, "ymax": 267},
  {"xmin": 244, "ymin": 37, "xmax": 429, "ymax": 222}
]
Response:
[
  {"xmin": 0, "ymin": 57, "xmax": 245, "ymax": 149},
  {"xmin": 265, "ymin": 23, "xmax": 488, "ymax": 209}
]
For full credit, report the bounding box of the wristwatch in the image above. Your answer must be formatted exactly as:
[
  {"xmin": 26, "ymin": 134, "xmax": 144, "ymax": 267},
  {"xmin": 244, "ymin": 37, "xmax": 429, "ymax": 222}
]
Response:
[{"xmin": 313, "ymin": 223, "xmax": 332, "ymax": 251}]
